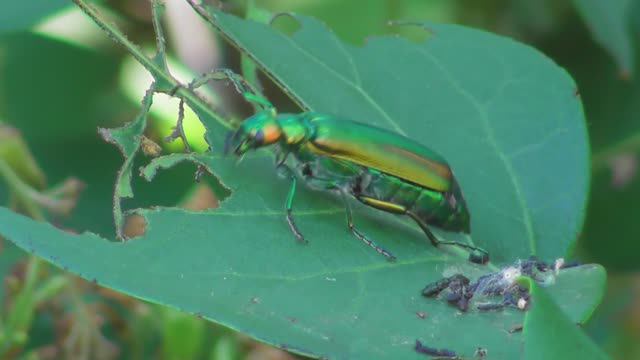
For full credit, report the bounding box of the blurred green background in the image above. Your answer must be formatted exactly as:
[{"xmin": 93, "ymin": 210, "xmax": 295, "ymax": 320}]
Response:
[{"xmin": 0, "ymin": 0, "xmax": 639, "ymax": 359}]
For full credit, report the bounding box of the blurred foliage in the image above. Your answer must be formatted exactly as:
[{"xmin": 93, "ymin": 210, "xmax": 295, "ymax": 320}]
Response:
[
  {"xmin": 0, "ymin": 0, "xmax": 638, "ymax": 359},
  {"xmin": 571, "ymin": 0, "xmax": 637, "ymax": 77},
  {"xmin": 0, "ymin": 1, "xmax": 68, "ymax": 33}
]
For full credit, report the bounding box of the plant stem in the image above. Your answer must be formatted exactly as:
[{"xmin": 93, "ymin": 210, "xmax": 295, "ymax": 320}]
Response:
[{"xmin": 71, "ymin": 0, "xmax": 231, "ymax": 130}]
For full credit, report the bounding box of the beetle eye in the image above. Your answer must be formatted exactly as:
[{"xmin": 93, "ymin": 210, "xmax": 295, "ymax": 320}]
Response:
[{"xmin": 254, "ymin": 130, "xmax": 265, "ymax": 144}]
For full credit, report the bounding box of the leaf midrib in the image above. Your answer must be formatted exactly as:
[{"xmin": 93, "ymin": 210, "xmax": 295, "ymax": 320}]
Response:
[{"xmin": 143, "ymin": 256, "xmax": 452, "ymax": 282}]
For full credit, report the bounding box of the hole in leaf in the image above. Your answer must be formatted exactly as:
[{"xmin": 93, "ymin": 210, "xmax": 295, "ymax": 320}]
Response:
[
  {"xmin": 387, "ymin": 21, "xmax": 432, "ymax": 44},
  {"xmin": 123, "ymin": 213, "xmax": 147, "ymax": 238},
  {"xmin": 181, "ymin": 183, "xmax": 219, "ymax": 211},
  {"xmin": 270, "ymin": 13, "xmax": 302, "ymax": 37}
]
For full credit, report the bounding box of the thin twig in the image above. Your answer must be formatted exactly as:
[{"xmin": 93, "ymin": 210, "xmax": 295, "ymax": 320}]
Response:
[
  {"xmin": 165, "ymin": 98, "xmax": 192, "ymax": 152},
  {"xmin": 150, "ymin": 0, "xmax": 169, "ymax": 68},
  {"xmin": 71, "ymin": 0, "xmax": 231, "ymax": 131}
]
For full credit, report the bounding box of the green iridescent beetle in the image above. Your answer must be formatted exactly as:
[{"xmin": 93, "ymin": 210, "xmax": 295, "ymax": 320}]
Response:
[{"xmin": 216, "ymin": 75, "xmax": 488, "ymax": 264}]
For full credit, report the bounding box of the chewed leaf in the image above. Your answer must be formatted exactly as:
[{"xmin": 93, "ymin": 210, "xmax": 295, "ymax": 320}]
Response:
[
  {"xmin": 193, "ymin": 5, "xmax": 590, "ymax": 264},
  {"xmin": 98, "ymin": 86, "xmax": 154, "ymax": 238},
  {"xmin": 0, "ymin": 3, "xmax": 598, "ymax": 360},
  {"xmin": 0, "ymin": 207, "xmax": 606, "ymax": 359}
]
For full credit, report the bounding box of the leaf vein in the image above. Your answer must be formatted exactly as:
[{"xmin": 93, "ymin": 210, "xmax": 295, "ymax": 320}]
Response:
[
  {"xmin": 329, "ymin": 32, "xmax": 361, "ymax": 87},
  {"xmin": 204, "ymin": 255, "xmax": 451, "ymax": 281},
  {"xmin": 508, "ymin": 127, "xmax": 569, "ymax": 160}
]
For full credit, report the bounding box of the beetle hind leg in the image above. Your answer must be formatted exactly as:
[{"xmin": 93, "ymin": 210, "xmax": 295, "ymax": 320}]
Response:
[
  {"xmin": 406, "ymin": 212, "xmax": 489, "ymax": 264},
  {"xmin": 355, "ymin": 195, "xmax": 489, "ymax": 263}
]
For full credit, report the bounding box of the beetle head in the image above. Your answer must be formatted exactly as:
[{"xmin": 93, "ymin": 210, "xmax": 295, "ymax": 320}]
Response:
[{"xmin": 224, "ymin": 109, "xmax": 283, "ymax": 157}]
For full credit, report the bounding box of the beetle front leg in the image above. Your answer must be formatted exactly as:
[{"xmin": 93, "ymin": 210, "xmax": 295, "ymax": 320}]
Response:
[
  {"xmin": 277, "ymin": 164, "xmax": 307, "ymax": 244},
  {"xmin": 285, "ymin": 176, "xmax": 307, "ymax": 244},
  {"xmin": 274, "ymin": 148, "xmax": 289, "ymax": 168},
  {"xmin": 187, "ymin": 68, "xmax": 275, "ymax": 111}
]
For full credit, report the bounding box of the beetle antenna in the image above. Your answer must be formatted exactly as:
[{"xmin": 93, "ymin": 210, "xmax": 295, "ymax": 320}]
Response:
[
  {"xmin": 189, "ymin": 68, "xmax": 271, "ymax": 110},
  {"xmin": 242, "ymin": 92, "xmax": 276, "ymax": 113}
]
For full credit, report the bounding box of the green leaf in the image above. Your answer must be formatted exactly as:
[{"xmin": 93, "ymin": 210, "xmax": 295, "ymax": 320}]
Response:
[
  {"xmin": 98, "ymin": 86, "xmax": 155, "ymax": 238},
  {"xmin": 544, "ymin": 264, "xmax": 606, "ymax": 323},
  {"xmin": 0, "ymin": 5, "xmax": 596, "ymax": 359},
  {"xmin": 0, "ymin": 1, "xmax": 68, "ymax": 33},
  {"xmin": 257, "ymin": 0, "xmax": 458, "ymax": 45},
  {"xmin": 0, "ymin": 208, "xmax": 607, "ymax": 359},
  {"xmin": 571, "ymin": 0, "xmax": 635, "ymax": 75},
  {"xmin": 196, "ymin": 8, "xmax": 589, "ymax": 264},
  {"xmin": 522, "ymin": 277, "xmax": 610, "ymax": 360}
]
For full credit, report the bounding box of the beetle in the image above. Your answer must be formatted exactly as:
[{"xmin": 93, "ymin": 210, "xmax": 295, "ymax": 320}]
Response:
[{"xmin": 210, "ymin": 72, "xmax": 487, "ymax": 263}]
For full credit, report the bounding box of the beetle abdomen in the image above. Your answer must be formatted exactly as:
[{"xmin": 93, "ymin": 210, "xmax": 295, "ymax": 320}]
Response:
[{"xmin": 356, "ymin": 170, "xmax": 470, "ymax": 233}]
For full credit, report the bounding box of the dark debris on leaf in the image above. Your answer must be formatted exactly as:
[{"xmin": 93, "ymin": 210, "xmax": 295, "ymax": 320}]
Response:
[
  {"xmin": 414, "ymin": 340, "xmax": 458, "ymax": 358},
  {"xmin": 422, "ymin": 257, "xmax": 574, "ymax": 312},
  {"xmin": 509, "ymin": 324, "xmax": 524, "ymax": 333}
]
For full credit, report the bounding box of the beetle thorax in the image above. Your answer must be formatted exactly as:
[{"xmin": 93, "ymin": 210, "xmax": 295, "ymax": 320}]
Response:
[{"xmin": 277, "ymin": 115, "xmax": 310, "ymax": 146}]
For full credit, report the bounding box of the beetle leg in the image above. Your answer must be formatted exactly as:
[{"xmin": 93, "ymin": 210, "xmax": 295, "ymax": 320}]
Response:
[
  {"xmin": 405, "ymin": 213, "xmax": 441, "ymax": 247},
  {"xmin": 185, "ymin": 68, "xmax": 276, "ymax": 111},
  {"xmin": 280, "ymin": 160, "xmax": 396, "ymax": 260},
  {"xmin": 274, "ymin": 148, "xmax": 289, "ymax": 168},
  {"xmin": 406, "ymin": 212, "xmax": 489, "ymax": 263},
  {"xmin": 340, "ymin": 191, "xmax": 397, "ymax": 261},
  {"xmin": 277, "ymin": 164, "xmax": 307, "ymax": 244},
  {"xmin": 285, "ymin": 174, "xmax": 307, "ymax": 244},
  {"xmin": 354, "ymin": 195, "xmax": 488, "ymax": 263}
]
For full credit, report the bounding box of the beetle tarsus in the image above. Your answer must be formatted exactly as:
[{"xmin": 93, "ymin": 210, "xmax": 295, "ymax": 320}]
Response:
[
  {"xmin": 409, "ymin": 214, "xmax": 489, "ymax": 263},
  {"xmin": 350, "ymin": 225, "xmax": 396, "ymax": 261},
  {"xmin": 286, "ymin": 209, "xmax": 307, "ymax": 244},
  {"xmin": 283, "ymin": 170, "xmax": 308, "ymax": 244}
]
